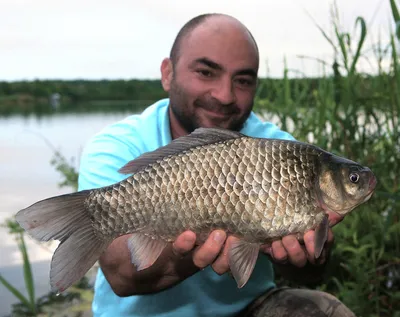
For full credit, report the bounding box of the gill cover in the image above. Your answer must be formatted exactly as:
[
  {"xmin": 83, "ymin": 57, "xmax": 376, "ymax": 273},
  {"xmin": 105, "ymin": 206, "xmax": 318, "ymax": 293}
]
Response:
[{"xmin": 315, "ymin": 152, "xmax": 376, "ymax": 215}]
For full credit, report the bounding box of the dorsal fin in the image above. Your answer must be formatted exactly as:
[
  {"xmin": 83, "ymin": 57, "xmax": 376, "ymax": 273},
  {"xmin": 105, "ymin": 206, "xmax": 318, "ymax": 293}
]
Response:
[{"xmin": 119, "ymin": 127, "xmax": 244, "ymax": 174}]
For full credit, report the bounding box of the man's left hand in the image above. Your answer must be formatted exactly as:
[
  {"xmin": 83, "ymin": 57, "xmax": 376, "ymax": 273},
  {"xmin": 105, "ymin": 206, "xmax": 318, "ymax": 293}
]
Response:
[{"xmin": 263, "ymin": 211, "xmax": 343, "ymax": 268}]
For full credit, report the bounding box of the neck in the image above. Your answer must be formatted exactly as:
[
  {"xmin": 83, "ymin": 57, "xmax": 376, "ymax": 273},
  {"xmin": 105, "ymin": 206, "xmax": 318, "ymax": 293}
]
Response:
[{"xmin": 168, "ymin": 106, "xmax": 188, "ymax": 140}]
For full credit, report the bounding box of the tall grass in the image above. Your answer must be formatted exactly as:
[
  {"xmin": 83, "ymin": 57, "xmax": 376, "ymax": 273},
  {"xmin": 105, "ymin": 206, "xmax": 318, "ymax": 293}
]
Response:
[
  {"xmin": 0, "ymin": 220, "xmax": 37, "ymax": 316},
  {"xmin": 255, "ymin": 2, "xmax": 400, "ymax": 316}
]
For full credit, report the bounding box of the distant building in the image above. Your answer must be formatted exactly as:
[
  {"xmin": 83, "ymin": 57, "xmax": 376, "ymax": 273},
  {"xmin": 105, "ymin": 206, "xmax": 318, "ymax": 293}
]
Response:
[{"xmin": 50, "ymin": 93, "xmax": 61, "ymax": 110}]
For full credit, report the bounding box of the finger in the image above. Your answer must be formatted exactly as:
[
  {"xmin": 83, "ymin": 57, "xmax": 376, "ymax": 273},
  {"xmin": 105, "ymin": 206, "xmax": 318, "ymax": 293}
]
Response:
[
  {"xmin": 303, "ymin": 230, "xmax": 316, "ymax": 264},
  {"xmin": 172, "ymin": 230, "xmax": 197, "ymax": 257},
  {"xmin": 192, "ymin": 230, "xmax": 226, "ymax": 269},
  {"xmin": 326, "ymin": 229, "xmax": 335, "ymax": 246},
  {"xmin": 211, "ymin": 235, "xmax": 235, "ymax": 275},
  {"xmin": 282, "ymin": 235, "xmax": 307, "ymax": 267},
  {"xmin": 271, "ymin": 240, "xmax": 288, "ymax": 263},
  {"xmin": 328, "ymin": 211, "xmax": 344, "ymax": 226},
  {"xmin": 260, "ymin": 244, "xmax": 272, "ymax": 255}
]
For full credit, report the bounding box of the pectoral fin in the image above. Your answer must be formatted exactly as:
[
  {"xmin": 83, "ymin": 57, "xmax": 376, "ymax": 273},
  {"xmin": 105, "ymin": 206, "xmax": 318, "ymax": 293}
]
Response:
[
  {"xmin": 314, "ymin": 214, "xmax": 329, "ymax": 259},
  {"xmin": 127, "ymin": 233, "xmax": 168, "ymax": 270},
  {"xmin": 228, "ymin": 239, "xmax": 260, "ymax": 288}
]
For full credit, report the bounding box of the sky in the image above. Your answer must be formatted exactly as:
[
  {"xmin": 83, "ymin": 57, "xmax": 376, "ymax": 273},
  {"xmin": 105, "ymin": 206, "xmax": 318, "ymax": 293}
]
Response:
[{"xmin": 0, "ymin": 0, "xmax": 394, "ymax": 81}]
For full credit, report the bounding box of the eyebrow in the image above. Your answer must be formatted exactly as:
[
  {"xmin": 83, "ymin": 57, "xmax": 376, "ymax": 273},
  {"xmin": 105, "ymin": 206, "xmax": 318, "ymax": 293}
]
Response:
[{"xmin": 192, "ymin": 57, "xmax": 258, "ymax": 78}]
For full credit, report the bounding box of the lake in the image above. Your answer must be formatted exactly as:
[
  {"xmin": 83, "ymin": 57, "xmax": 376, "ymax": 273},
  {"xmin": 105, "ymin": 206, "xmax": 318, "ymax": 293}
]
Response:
[{"xmin": 0, "ymin": 111, "xmax": 133, "ymax": 316}]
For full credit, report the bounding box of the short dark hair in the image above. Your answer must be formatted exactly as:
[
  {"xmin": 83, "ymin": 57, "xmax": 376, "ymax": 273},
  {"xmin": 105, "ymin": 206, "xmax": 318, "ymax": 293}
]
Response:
[{"xmin": 169, "ymin": 13, "xmax": 258, "ymax": 66}]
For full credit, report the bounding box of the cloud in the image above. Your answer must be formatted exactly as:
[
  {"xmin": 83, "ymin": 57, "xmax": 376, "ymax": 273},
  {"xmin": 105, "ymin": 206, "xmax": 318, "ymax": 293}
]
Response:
[{"xmin": 0, "ymin": 0, "xmax": 393, "ymax": 80}]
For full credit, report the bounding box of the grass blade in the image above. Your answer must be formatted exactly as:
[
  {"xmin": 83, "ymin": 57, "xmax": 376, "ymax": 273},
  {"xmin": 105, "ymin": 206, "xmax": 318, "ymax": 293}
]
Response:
[
  {"xmin": 336, "ymin": 26, "xmax": 349, "ymax": 72},
  {"xmin": 390, "ymin": 0, "xmax": 400, "ymax": 39},
  {"xmin": 18, "ymin": 233, "xmax": 36, "ymax": 313},
  {"xmin": 390, "ymin": 0, "xmax": 400, "ymax": 22},
  {"xmin": 0, "ymin": 274, "xmax": 32, "ymax": 309},
  {"xmin": 350, "ymin": 17, "xmax": 367, "ymax": 76},
  {"xmin": 303, "ymin": 8, "xmax": 337, "ymax": 53}
]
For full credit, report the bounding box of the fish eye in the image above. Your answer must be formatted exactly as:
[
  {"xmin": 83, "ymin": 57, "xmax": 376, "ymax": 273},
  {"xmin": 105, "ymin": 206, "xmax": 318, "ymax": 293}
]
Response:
[{"xmin": 349, "ymin": 173, "xmax": 360, "ymax": 183}]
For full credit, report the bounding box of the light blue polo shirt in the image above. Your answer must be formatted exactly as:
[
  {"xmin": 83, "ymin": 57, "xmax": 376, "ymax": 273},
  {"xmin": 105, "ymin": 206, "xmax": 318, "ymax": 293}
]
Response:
[{"xmin": 78, "ymin": 98, "xmax": 295, "ymax": 317}]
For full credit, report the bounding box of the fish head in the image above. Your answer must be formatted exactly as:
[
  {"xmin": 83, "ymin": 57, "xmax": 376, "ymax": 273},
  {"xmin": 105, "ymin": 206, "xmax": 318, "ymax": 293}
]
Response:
[{"xmin": 315, "ymin": 153, "xmax": 377, "ymax": 216}]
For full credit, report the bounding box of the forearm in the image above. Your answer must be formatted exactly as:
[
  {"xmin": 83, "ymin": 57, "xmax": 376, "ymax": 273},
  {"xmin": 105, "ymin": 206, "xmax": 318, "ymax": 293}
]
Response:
[
  {"xmin": 99, "ymin": 235, "xmax": 165, "ymax": 296},
  {"xmin": 98, "ymin": 234, "xmax": 200, "ymax": 297}
]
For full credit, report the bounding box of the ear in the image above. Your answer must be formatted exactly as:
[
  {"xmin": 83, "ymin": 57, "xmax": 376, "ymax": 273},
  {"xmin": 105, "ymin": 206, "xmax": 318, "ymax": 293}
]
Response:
[{"xmin": 160, "ymin": 58, "xmax": 173, "ymax": 92}]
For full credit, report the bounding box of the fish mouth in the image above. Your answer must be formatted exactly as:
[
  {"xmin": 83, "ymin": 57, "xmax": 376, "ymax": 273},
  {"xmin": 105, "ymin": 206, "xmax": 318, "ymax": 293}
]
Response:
[{"xmin": 368, "ymin": 175, "xmax": 377, "ymax": 192}]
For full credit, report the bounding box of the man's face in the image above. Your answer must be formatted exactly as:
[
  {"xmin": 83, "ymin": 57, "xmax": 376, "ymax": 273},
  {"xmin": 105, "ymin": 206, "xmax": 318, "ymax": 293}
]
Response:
[{"xmin": 163, "ymin": 19, "xmax": 259, "ymax": 134}]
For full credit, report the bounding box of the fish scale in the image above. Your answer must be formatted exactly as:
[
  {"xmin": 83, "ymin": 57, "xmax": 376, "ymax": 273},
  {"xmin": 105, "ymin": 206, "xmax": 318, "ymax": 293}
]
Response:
[
  {"xmin": 15, "ymin": 127, "xmax": 376, "ymax": 292},
  {"xmin": 85, "ymin": 137, "xmax": 323, "ymax": 243}
]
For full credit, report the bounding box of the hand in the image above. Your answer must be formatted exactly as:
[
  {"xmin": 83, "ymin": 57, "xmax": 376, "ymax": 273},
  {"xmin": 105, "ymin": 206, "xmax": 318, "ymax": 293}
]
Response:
[
  {"xmin": 170, "ymin": 229, "xmax": 229, "ymax": 273},
  {"xmin": 99, "ymin": 229, "xmax": 230, "ymax": 296},
  {"xmin": 261, "ymin": 212, "xmax": 342, "ymax": 267}
]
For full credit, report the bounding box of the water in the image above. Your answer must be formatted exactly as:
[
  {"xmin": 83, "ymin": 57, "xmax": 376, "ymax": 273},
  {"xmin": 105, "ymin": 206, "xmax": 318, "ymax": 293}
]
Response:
[{"xmin": 0, "ymin": 111, "xmax": 132, "ymax": 316}]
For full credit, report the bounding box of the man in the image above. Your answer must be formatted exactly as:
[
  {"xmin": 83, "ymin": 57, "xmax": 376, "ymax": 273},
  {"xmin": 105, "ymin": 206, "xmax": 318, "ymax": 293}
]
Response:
[{"xmin": 78, "ymin": 13, "xmax": 355, "ymax": 316}]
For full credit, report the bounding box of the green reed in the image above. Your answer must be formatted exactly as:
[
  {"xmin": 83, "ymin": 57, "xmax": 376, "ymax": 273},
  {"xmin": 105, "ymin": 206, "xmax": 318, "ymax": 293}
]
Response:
[
  {"xmin": 0, "ymin": 220, "xmax": 37, "ymax": 316},
  {"xmin": 255, "ymin": 1, "xmax": 400, "ymax": 316}
]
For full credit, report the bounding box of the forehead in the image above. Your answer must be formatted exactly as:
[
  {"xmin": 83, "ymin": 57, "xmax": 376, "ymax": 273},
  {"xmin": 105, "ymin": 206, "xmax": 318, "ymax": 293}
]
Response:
[{"xmin": 178, "ymin": 19, "xmax": 259, "ymax": 71}]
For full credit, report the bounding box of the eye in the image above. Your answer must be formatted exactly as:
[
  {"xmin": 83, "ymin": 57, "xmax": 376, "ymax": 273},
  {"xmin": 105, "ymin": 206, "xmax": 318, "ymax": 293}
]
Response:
[
  {"xmin": 349, "ymin": 173, "xmax": 360, "ymax": 183},
  {"xmin": 236, "ymin": 78, "xmax": 254, "ymax": 87},
  {"xmin": 197, "ymin": 69, "xmax": 213, "ymax": 77}
]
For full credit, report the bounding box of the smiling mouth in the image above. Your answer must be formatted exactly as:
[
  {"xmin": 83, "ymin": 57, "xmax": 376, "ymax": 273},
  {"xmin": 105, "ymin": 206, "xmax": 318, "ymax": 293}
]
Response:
[{"xmin": 200, "ymin": 107, "xmax": 236, "ymax": 118}]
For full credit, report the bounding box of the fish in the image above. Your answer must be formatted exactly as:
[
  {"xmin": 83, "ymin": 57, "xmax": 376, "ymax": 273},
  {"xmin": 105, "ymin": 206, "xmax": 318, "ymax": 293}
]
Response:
[{"xmin": 15, "ymin": 127, "xmax": 377, "ymax": 293}]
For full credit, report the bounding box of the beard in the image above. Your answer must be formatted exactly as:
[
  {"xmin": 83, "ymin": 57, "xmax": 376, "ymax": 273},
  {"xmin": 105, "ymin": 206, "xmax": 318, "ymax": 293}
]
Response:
[{"xmin": 168, "ymin": 78, "xmax": 253, "ymax": 134}]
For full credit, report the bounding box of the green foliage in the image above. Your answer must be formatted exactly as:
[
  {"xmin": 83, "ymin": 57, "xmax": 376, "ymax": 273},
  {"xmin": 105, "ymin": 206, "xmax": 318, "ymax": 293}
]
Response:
[
  {"xmin": 0, "ymin": 220, "xmax": 37, "ymax": 316},
  {"xmin": 0, "ymin": 79, "xmax": 168, "ymax": 117},
  {"xmin": 0, "ymin": 216, "xmax": 94, "ymax": 317},
  {"xmin": 50, "ymin": 151, "xmax": 79, "ymax": 192},
  {"xmin": 255, "ymin": 2, "xmax": 400, "ymax": 316}
]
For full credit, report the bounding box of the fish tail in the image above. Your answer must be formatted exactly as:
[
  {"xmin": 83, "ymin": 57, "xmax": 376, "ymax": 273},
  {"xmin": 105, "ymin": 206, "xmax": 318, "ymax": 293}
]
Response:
[{"xmin": 15, "ymin": 190, "xmax": 111, "ymax": 293}]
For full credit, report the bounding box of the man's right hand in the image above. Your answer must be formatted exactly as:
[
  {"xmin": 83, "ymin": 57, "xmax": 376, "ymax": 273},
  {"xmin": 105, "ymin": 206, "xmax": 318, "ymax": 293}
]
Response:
[{"xmin": 99, "ymin": 230, "xmax": 229, "ymax": 297}]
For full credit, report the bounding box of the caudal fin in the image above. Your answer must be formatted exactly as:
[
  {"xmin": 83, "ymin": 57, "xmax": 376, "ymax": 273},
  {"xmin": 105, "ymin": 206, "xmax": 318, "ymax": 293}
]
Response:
[{"xmin": 15, "ymin": 191, "xmax": 111, "ymax": 293}]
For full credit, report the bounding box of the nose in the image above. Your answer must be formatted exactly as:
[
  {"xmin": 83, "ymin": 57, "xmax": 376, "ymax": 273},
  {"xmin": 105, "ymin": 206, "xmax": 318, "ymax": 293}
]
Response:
[{"xmin": 210, "ymin": 78, "xmax": 236, "ymax": 105}]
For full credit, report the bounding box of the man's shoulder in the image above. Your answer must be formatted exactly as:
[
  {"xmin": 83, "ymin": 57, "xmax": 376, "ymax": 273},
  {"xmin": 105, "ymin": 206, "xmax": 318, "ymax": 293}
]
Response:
[
  {"xmin": 242, "ymin": 112, "xmax": 295, "ymax": 141},
  {"xmin": 86, "ymin": 98, "xmax": 170, "ymax": 150},
  {"xmin": 99, "ymin": 98, "xmax": 169, "ymax": 136},
  {"xmin": 77, "ymin": 99, "xmax": 171, "ymax": 190}
]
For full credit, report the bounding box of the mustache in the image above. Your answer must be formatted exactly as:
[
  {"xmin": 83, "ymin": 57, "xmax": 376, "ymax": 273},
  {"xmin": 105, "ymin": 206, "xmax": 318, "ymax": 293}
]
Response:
[{"xmin": 194, "ymin": 98, "xmax": 240, "ymax": 115}]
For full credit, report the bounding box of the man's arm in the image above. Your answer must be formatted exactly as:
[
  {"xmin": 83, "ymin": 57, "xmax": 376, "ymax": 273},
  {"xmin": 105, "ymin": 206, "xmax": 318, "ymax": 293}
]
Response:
[{"xmin": 98, "ymin": 230, "xmax": 228, "ymax": 296}]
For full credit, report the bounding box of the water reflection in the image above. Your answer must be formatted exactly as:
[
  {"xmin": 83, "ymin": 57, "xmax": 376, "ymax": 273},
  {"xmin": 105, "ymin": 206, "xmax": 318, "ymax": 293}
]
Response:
[{"xmin": 0, "ymin": 110, "xmax": 134, "ymax": 316}]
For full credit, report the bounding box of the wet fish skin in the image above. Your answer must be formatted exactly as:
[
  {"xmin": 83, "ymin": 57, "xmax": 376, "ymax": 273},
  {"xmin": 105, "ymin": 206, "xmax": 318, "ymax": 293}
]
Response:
[
  {"xmin": 89, "ymin": 137, "xmax": 323, "ymax": 242},
  {"xmin": 15, "ymin": 127, "xmax": 376, "ymax": 293}
]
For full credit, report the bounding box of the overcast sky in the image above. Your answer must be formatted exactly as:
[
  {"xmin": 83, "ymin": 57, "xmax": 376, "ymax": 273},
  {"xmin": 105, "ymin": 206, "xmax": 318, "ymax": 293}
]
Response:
[{"xmin": 0, "ymin": 0, "xmax": 394, "ymax": 81}]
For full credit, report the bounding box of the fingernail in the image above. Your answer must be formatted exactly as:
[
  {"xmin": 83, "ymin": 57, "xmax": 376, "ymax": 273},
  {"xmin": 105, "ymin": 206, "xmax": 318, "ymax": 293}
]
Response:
[
  {"xmin": 306, "ymin": 234, "xmax": 314, "ymax": 244},
  {"xmin": 184, "ymin": 235, "xmax": 195, "ymax": 244},
  {"xmin": 264, "ymin": 246, "xmax": 272, "ymax": 254},
  {"xmin": 213, "ymin": 231, "xmax": 225, "ymax": 243}
]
